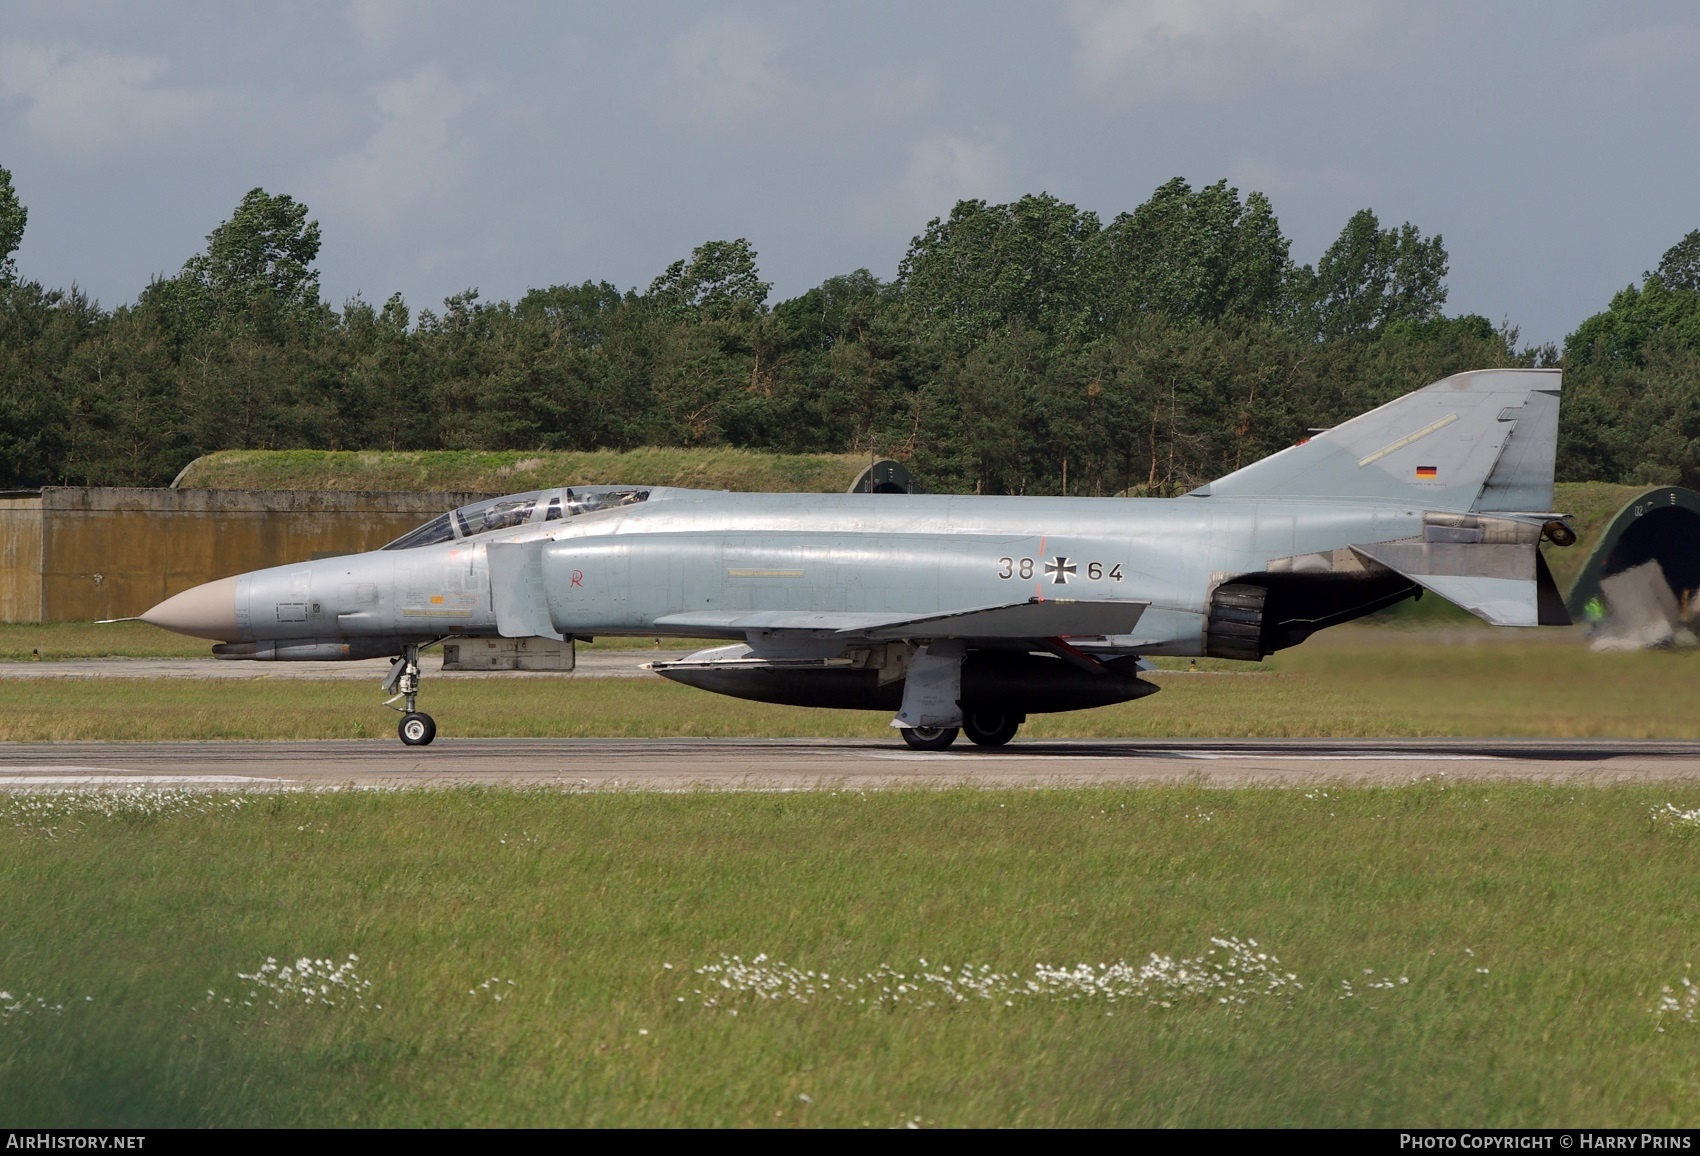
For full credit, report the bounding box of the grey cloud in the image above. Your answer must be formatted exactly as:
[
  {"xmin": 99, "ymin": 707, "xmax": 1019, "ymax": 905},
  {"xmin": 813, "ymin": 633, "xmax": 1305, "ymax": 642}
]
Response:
[
  {"xmin": 660, "ymin": 9, "xmax": 790, "ymax": 127},
  {"xmin": 0, "ymin": 1, "xmax": 1695, "ymax": 345},
  {"xmin": 0, "ymin": 42, "xmax": 204, "ymax": 162},
  {"xmin": 1066, "ymin": 0, "xmax": 1383, "ymax": 99}
]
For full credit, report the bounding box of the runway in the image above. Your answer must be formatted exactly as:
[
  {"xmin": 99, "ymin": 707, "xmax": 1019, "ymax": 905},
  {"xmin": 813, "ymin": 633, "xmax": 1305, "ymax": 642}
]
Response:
[{"xmin": 3, "ymin": 737, "xmax": 1700, "ymax": 791}]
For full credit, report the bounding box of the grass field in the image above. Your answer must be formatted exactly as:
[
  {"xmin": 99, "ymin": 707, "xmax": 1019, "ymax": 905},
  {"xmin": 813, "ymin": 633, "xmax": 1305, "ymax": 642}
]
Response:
[
  {"xmin": 0, "ymin": 621, "xmax": 717, "ymax": 661},
  {"xmin": 0, "ymin": 621, "xmax": 211, "ymax": 661},
  {"xmin": 175, "ymin": 447, "xmax": 873, "ymax": 494},
  {"xmin": 5, "ymin": 630, "xmax": 1698, "ymax": 1126},
  {"xmin": 5, "ymin": 784, "xmax": 1700, "ymax": 1126},
  {"xmin": 0, "ymin": 631, "xmax": 1694, "ymax": 742}
]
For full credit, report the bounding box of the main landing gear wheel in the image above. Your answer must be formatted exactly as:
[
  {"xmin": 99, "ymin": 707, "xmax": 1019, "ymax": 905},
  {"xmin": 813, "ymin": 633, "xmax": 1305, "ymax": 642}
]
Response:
[
  {"xmin": 398, "ymin": 712, "xmax": 436, "ymax": 746},
  {"xmin": 962, "ymin": 707, "xmax": 1022, "ymax": 748},
  {"xmin": 900, "ymin": 725, "xmax": 959, "ymax": 751}
]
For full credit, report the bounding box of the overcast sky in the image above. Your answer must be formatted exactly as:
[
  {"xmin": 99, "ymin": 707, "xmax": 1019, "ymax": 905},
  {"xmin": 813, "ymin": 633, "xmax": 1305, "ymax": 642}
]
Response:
[{"xmin": 2, "ymin": 1, "xmax": 1697, "ymax": 346}]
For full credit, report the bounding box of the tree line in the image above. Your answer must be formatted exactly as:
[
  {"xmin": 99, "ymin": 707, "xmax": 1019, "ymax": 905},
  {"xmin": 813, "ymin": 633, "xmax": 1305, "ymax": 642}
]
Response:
[{"xmin": 1, "ymin": 165, "xmax": 1697, "ymax": 496}]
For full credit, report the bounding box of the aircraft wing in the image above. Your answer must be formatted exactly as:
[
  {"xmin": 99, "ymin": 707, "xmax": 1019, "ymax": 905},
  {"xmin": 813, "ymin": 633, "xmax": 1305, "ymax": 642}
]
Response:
[{"xmin": 652, "ymin": 599, "xmax": 1148, "ymax": 640}]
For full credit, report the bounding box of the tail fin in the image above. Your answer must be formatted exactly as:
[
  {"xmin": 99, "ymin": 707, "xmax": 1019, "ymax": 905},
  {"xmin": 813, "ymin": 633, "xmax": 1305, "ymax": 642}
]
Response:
[{"xmin": 1196, "ymin": 369, "xmax": 1561, "ymax": 513}]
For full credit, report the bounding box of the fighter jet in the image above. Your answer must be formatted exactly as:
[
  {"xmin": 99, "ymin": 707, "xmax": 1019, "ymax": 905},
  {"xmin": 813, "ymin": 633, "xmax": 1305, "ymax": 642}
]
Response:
[{"xmin": 139, "ymin": 368, "xmax": 1574, "ymax": 748}]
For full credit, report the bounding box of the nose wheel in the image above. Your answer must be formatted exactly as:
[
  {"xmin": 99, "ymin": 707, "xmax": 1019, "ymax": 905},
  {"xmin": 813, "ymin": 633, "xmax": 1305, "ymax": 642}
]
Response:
[
  {"xmin": 383, "ymin": 643, "xmax": 437, "ymax": 746},
  {"xmin": 398, "ymin": 711, "xmax": 436, "ymax": 746}
]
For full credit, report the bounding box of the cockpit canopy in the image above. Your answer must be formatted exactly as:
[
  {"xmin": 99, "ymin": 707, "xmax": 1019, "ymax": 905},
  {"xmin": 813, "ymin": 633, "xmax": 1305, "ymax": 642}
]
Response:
[{"xmin": 382, "ymin": 486, "xmax": 650, "ymax": 550}]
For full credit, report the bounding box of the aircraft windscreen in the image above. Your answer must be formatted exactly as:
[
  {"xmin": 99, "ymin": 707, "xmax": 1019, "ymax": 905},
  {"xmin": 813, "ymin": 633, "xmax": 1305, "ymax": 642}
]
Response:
[
  {"xmin": 382, "ymin": 487, "xmax": 651, "ymax": 549},
  {"xmin": 382, "ymin": 512, "xmax": 456, "ymax": 550}
]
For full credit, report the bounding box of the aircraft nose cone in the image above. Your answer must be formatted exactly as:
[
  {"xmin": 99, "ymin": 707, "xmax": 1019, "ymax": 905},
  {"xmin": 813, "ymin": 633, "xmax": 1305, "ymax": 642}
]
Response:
[{"xmin": 140, "ymin": 576, "xmax": 240, "ymax": 640}]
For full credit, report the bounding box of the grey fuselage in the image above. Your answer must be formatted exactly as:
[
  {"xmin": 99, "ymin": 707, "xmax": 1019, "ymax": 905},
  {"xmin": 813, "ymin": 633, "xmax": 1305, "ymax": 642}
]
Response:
[{"xmin": 217, "ymin": 487, "xmax": 1426, "ymax": 660}]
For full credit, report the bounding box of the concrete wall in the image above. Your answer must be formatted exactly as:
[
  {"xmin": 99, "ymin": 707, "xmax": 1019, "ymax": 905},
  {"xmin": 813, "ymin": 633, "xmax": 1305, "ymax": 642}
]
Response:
[
  {"xmin": 0, "ymin": 495, "xmax": 44, "ymax": 622},
  {"xmin": 0, "ymin": 487, "xmax": 494, "ymax": 623}
]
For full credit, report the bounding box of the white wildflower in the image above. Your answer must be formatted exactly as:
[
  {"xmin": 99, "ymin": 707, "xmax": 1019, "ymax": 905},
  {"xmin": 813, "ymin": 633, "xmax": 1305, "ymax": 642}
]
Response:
[
  {"xmin": 687, "ymin": 936, "xmax": 1334, "ymax": 1015},
  {"xmin": 1, "ymin": 987, "xmax": 76, "ymax": 1020},
  {"xmin": 3, "ymin": 789, "xmax": 245, "ymax": 838},
  {"xmin": 1655, "ymin": 968, "xmax": 1700, "ymax": 1030},
  {"xmin": 233, "ymin": 952, "xmax": 373, "ymax": 1009},
  {"xmin": 1652, "ymin": 803, "xmax": 1700, "ymax": 833}
]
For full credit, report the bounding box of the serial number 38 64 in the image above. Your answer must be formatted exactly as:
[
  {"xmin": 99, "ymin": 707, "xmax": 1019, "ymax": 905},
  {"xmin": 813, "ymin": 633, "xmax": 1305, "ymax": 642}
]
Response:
[{"xmin": 996, "ymin": 556, "xmax": 1123, "ymax": 583}]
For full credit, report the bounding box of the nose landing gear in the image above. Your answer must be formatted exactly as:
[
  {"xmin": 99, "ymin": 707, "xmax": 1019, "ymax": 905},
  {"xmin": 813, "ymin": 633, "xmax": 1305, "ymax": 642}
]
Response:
[{"xmin": 383, "ymin": 642, "xmax": 437, "ymax": 746}]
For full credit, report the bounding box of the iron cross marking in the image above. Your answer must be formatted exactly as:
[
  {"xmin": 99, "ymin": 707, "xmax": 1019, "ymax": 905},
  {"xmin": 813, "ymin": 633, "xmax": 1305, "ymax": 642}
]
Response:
[{"xmin": 1045, "ymin": 556, "xmax": 1077, "ymax": 584}]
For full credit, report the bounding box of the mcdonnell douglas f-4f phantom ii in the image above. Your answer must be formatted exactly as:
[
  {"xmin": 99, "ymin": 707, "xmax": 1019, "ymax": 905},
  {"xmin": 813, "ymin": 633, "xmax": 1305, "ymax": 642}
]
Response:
[{"xmin": 138, "ymin": 369, "xmax": 1574, "ymax": 748}]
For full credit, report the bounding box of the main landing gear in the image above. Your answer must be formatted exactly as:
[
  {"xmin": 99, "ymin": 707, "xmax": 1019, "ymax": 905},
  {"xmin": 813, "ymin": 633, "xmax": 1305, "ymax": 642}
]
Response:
[
  {"xmin": 899, "ymin": 707, "xmax": 1026, "ymax": 751},
  {"xmin": 899, "ymin": 725, "xmax": 959, "ymax": 751},
  {"xmin": 383, "ymin": 642, "xmax": 437, "ymax": 746},
  {"xmin": 962, "ymin": 706, "xmax": 1023, "ymax": 748}
]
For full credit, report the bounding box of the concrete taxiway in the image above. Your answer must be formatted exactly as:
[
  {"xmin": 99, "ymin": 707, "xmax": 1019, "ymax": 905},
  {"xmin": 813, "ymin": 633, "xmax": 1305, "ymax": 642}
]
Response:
[{"xmin": 3, "ymin": 738, "xmax": 1699, "ymax": 791}]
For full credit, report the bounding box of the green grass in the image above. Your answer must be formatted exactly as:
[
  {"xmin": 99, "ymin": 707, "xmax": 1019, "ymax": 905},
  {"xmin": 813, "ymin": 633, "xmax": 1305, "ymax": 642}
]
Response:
[
  {"xmin": 0, "ymin": 633, "xmax": 1694, "ymax": 741},
  {"xmin": 0, "ymin": 620, "xmax": 710, "ymax": 661},
  {"xmin": 0, "ymin": 621, "xmax": 212, "ymax": 661},
  {"xmin": 174, "ymin": 447, "xmax": 873, "ymax": 494},
  {"xmin": 5, "ymin": 785, "xmax": 1700, "ymax": 1126}
]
